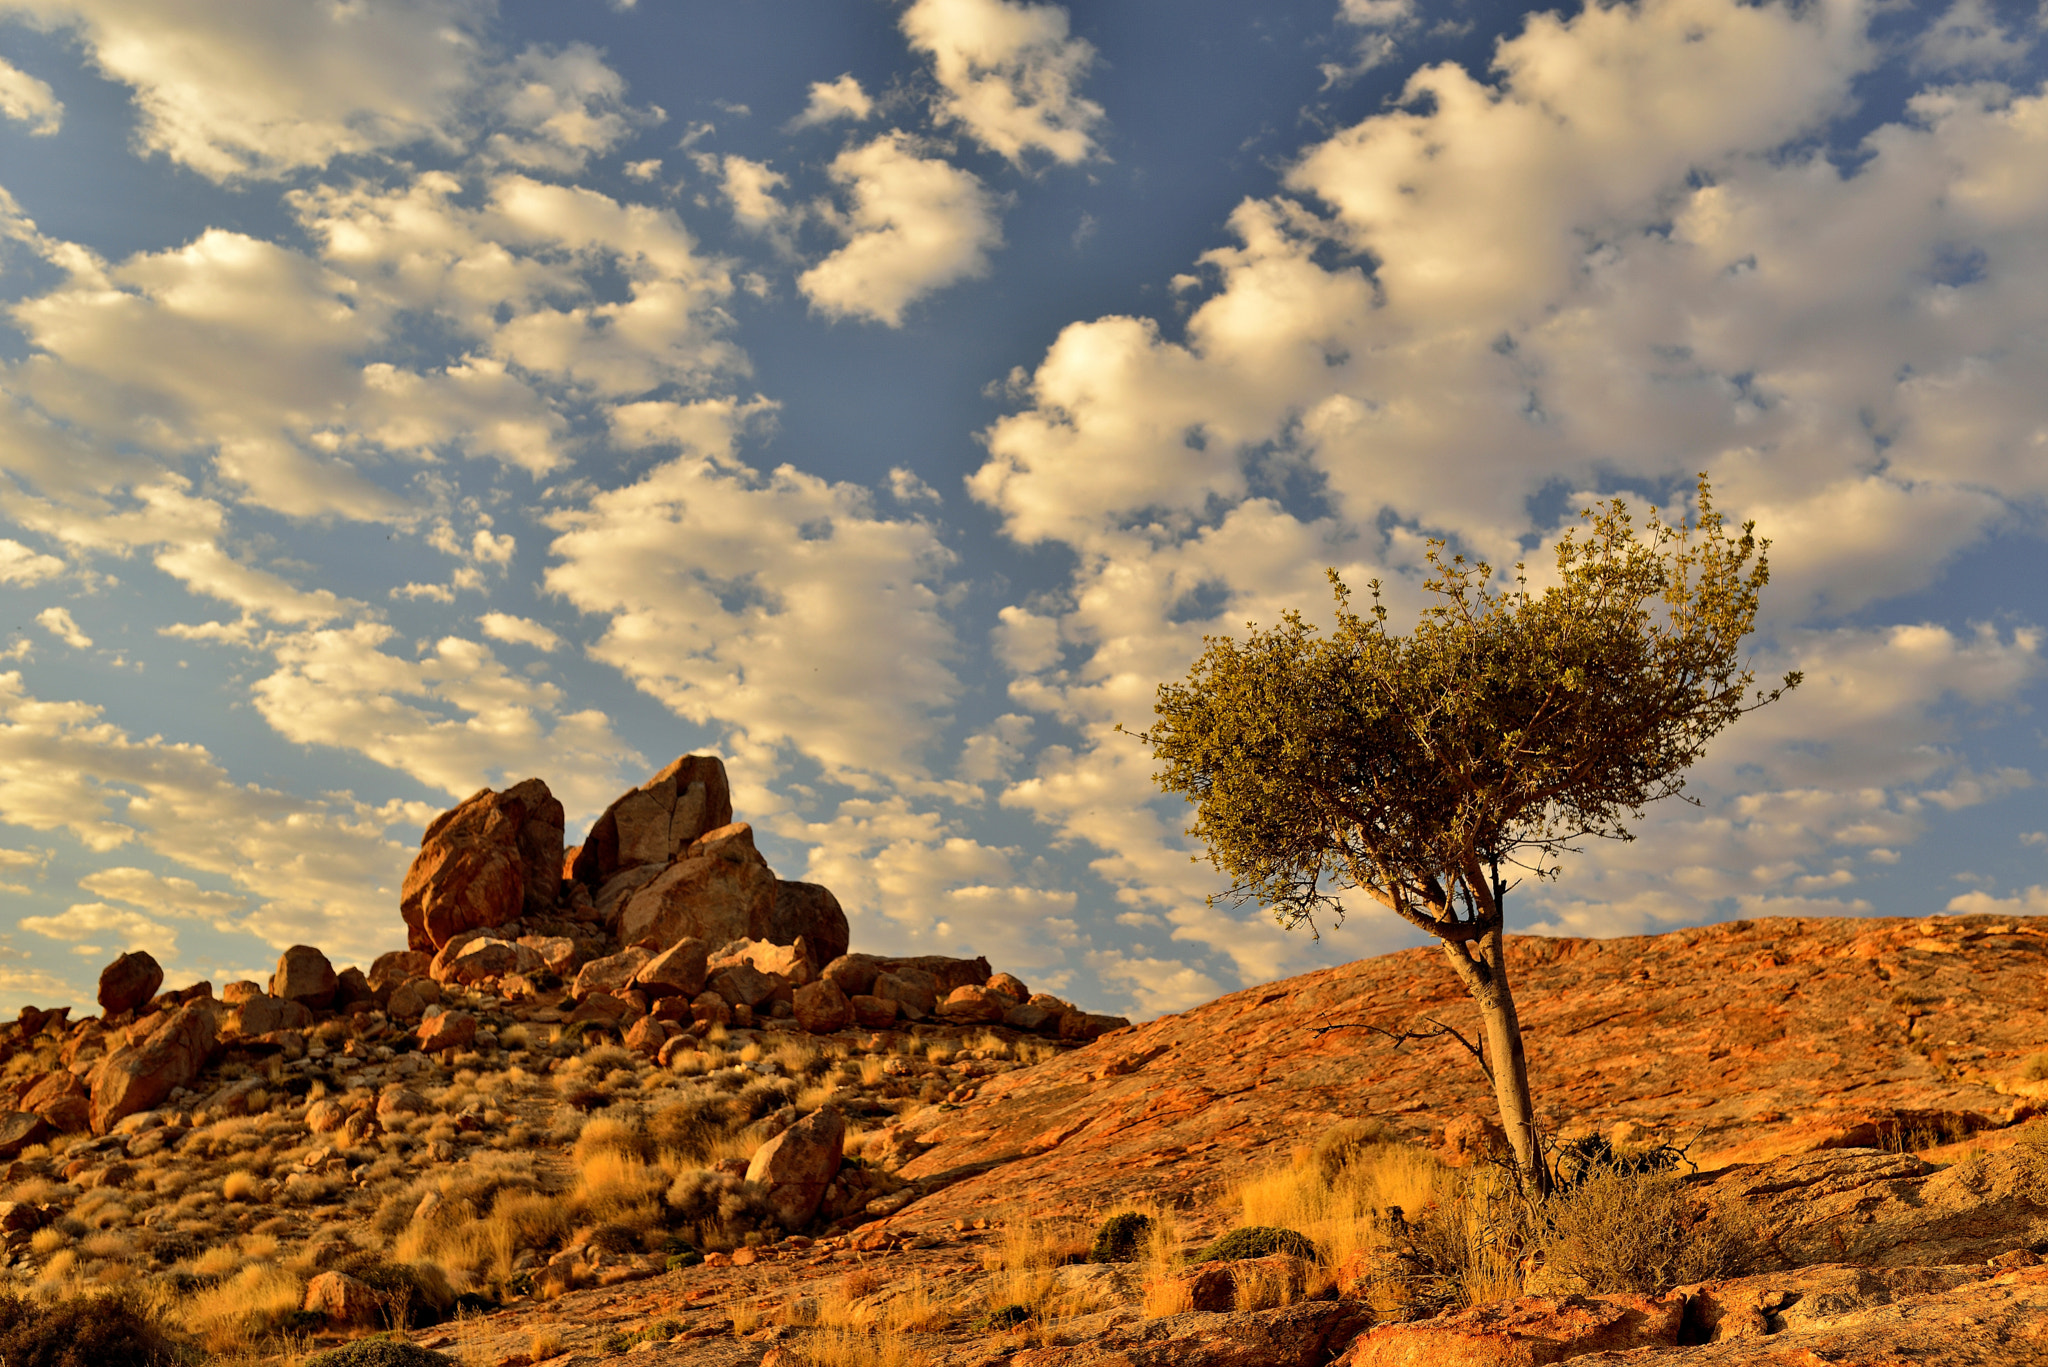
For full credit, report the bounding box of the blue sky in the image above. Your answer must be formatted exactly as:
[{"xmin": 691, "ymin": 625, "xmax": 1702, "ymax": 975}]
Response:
[{"xmin": 0, "ymin": 0, "xmax": 2042, "ymax": 1017}]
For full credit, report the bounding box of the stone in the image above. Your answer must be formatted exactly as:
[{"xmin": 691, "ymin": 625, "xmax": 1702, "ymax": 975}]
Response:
[
  {"xmin": 746, "ymin": 1105, "xmax": 846, "ymax": 1230},
  {"xmin": 623, "ymin": 1016, "xmax": 670, "ymax": 1057},
  {"xmin": 440, "ymin": 937, "xmax": 545, "ymax": 987},
  {"xmin": 821, "ymin": 953, "xmax": 885, "ymax": 998},
  {"xmin": 305, "ymin": 1099, "xmax": 348, "ymax": 1134},
  {"xmin": 229, "ymin": 994, "xmax": 315, "ymax": 1037},
  {"xmin": 631, "ymin": 938, "xmax": 710, "ymax": 1000},
  {"xmin": 1442, "ymin": 1113, "xmax": 1510, "ymax": 1167},
  {"xmin": 0, "ymin": 1112, "xmax": 52, "ymax": 1160},
  {"xmin": 1175, "ymin": 1254, "xmax": 1312, "ymax": 1312},
  {"xmin": 96, "ymin": 952, "xmax": 163, "ymax": 1017},
  {"xmin": 367, "ymin": 950, "xmax": 432, "ymax": 992},
  {"xmin": 690, "ymin": 991, "xmax": 733, "ymax": 1029},
  {"xmin": 571, "ymin": 754, "xmax": 733, "ymax": 888},
  {"xmin": 1057, "ymin": 1010, "xmax": 1131, "ymax": 1042},
  {"xmin": 386, "ymin": 978, "xmax": 442, "ymax": 1020},
  {"xmin": 572, "ymin": 947, "xmax": 654, "ymax": 1002},
  {"xmin": 334, "ymin": 967, "xmax": 374, "ymax": 1010},
  {"xmin": 376, "ymin": 1086, "xmax": 431, "ymax": 1124},
  {"xmin": 1003, "ymin": 1001, "xmax": 1059, "ymax": 1034},
  {"xmin": 708, "ymin": 937, "xmax": 817, "ymax": 986},
  {"xmin": 417, "ymin": 1010, "xmax": 477, "ymax": 1054},
  {"xmin": 851, "ymin": 994, "xmax": 899, "ymax": 1029},
  {"xmin": 793, "ymin": 979, "xmax": 854, "ymax": 1034},
  {"xmin": 986, "ymin": 972, "xmax": 1030, "ymax": 1002},
  {"xmin": 708, "ymin": 962, "xmax": 782, "ymax": 1009},
  {"xmin": 1008, "ymin": 1302, "xmax": 1370, "ymax": 1367},
  {"xmin": 220, "ymin": 981, "xmax": 263, "ymax": 1005},
  {"xmin": 19, "ymin": 1072, "xmax": 90, "ymax": 1133},
  {"xmin": 303, "ymin": 1270, "xmax": 383, "ymax": 1328},
  {"xmin": 400, "ymin": 778, "xmax": 565, "ymax": 951},
  {"xmin": 271, "ymin": 945, "xmax": 338, "ymax": 1010},
  {"xmin": 567, "ymin": 994, "xmax": 636, "ymax": 1027},
  {"xmin": 766, "ymin": 881, "xmax": 850, "ymax": 966},
  {"xmin": 937, "ymin": 983, "xmax": 1010, "ymax": 1025},
  {"xmin": 872, "ymin": 969, "xmax": 938, "ymax": 1021},
  {"xmin": 617, "ymin": 823, "xmax": 779, "ymax": 950},
  {"xmin": 89, "ymin": 1000, "xmax": 218, "ymax": 1134},
  {"xmin": 1338, "ymin": 1291, "xmax": 1684, "ymax": 1365},
  {"xmin": 16, "ymin": 1005, "xmax": 67, "ymax": 1040},
  {"xmin": 887, "ymin": 955, "xmax": 994, "ymax": 996},
  {"xmin": 518, "ymin": 935, "xmax": 580, "ymax": 975}
]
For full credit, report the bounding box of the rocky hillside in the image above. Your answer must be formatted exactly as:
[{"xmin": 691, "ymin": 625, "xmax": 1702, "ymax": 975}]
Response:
[{"xmin": 0, "ymin": 754, "xmax": 2038, "ymax": 1365}]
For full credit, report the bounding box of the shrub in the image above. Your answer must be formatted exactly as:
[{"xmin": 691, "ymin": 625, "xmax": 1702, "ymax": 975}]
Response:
[
  {"xmin": 1537, "ymin": 1168, "xmax": 1756, "ymax": 1295},
  {"xmin": 1310, "ymin": 1118, "xmax": 1404, "ymax": 1181},
  {"xmin": 1088, "ymin": 1212, "xmax": 1153, "ymax": 1264},
  {"xmin": 0, "ymin": 1291, "xmax": 177, "ymax": 1367},
  {"xmin": 1191, "ymin": 1227, "xmax": 1317, "ymax": 1264},
  {"xmin": 301, "ymin": 1342, "xmax": 458, "ymax": 1367},
  {"xmin": 2020, "ymin": 1051, "xmax": 2048, "ymax": 1083}
]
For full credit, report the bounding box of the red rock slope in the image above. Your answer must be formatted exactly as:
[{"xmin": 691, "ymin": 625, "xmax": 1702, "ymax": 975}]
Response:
[{"xmin": 890, "ymin": 914, "xmax": 2048, "ymax": 1234}]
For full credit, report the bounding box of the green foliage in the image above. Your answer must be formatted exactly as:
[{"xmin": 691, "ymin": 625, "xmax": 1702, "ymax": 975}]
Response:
[
  {"xmin": 0, "ymin": 1292, "xmax": 179, "ymax": 1367},
  {"xmin": 1136, "ymin": 477, "xmax": 1796, "ymax": 941},
  {"xmin": 1087, "ymin": 1211, "xmax": 1154, "ymax": 1263},
  {"xmin": 1192, "ymin": 1226, "xmax": 1318, "ymax": 1263},
  {"xmin": 599, "ymin": 1329, "xmax": 633, "ymax": 1353},
  {"xmin": 300, "ymin": 1341, "xmax": 457, "ymax": 1367}
]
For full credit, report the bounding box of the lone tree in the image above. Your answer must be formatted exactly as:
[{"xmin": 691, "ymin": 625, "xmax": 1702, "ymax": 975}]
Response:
[{"xmin": 1133, "ymin": 477, "xmax": 1798, "ymax": 1194}]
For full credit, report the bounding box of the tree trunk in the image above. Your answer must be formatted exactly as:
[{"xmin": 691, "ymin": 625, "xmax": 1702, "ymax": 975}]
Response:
[{"xmin": 1438, "ymin": 931, "xmax": 1551, "ymax": 1196}]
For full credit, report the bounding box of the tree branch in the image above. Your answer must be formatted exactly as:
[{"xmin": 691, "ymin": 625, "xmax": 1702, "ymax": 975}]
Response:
[{"xmin": 1312, "ymin": 1016, "xmax": 1495, "ymax": 1088}]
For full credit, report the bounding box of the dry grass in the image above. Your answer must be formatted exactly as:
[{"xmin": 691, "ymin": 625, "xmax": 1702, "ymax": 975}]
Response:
[
  {"xmin": 1232, "ymin": 1121, "xmax": 1442, "ymax": 1272},
  {"xmin": 177, "ymin": 1260, "xmax": 305, "ymax": 1352},
  {"xmin": 1536, "ymin": 1167, "xmax": 1757, "ymax": 1295}
]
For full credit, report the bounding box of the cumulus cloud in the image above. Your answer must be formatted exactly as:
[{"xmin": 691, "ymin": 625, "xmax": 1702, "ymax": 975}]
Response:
[
  {"xmin": 483, "ymin": 43, "xmax": 659, "ymax": 172},
  {"xmin": 799, "ymin": 132, "xmax": 1002, "ymax": 325},
  {"xmin": 0, "ymin": 54, "xmax": 61, "ymax": 133},
  {"xmin": 1323, "ymin": 0, "xmax": 1419, "ymax": 85},
  {"xmin": 0, "ymin": 540, "xmax": 64, "ymax": 585},
  {"xmin": 34, "ymin": 607, "xmax": 89, "ymax": 649},
  {"xmin": 478, "ymin": 612, "xmax": 562, "ymax": 652},
  {"xmin": 20, "ymin": 902, "xmax": 174, "ymax": 957},
  {"xmin": 78, "ymin": 865, "xmax": 245, "ymax": 927},
  {"xmin": 900, "ymin": 0, "xmax": 1103, "ymax": 165},
  {"xmin": 1947, "ymin": 884, "xmax": 2048, "ymax": 916},
  {"xmin": 792, "ymin": 73, "xmax": 873, "ymax": 128}
]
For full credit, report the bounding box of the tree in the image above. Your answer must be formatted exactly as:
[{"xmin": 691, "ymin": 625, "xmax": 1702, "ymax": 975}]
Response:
[{"xmin": 1133, "ymin": 477, "xmax": 1798, "ymax": 1194}]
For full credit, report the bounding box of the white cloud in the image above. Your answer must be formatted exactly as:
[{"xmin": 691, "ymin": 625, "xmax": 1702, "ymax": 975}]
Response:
[
  {"xmin": 78, "ymin": 866, "xmax": 246, "ymax": 927},
  {"xmin": 1324, "ymin": 0, "xmax": 1418, "ymax": 85},
  {"xmin": 484, "ymin": 43, "xmax": 656, "ymax": 172},
  {"xmin": 1086, "ymin": 949, "xmax": 1223, "ymax": 1018},
  {"xmin": 0, "ymin": 540, "xmax": 64, "ymax": 585},
  {"xmin": 0, "ymin": 54, "xmax": 62, "ymax": 134},
  {"xmin": 1913, "ymin": 0, "xmax": 2035, "ymax": 75},
  {"xmin": 21, "ymin": 902, "xmax": 175, "ymax": 958},
  {"xmin": 799, "ymin": 132, "xmax": 1002, "ymax": 326},
  {"xmin": 545, "ymin": 448, "xmax": 959, "ymax": 786},
  {"xmin": 623, "ymin": 157, "xmax": 662, "ymax": 181},
  {"xmin": 718, "ymin": 154, "xmax": 796, "ymax": 244},
  {"xmin": 478, "ymin": 612, "xmax": 562, "ymax": 652},
  {"xmin": 1947, "ymin": 885, "xmax": 2048, "ymax": 916},
  {"xmin": 792, "ymin": 73, "xmax": 873, "ymax": 128},
  {"xmin": 34, "ymin": 606, "xmax": 89, "ymax": 649},
  {"xmin": 900, "ymin": 0, "xmax": 1103, "ymax": 165}
]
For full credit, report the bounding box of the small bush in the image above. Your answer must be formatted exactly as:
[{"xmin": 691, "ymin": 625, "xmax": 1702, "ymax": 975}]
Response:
[
  {"xmin": 0, "ymin": 1291, "xmax": 177, "ymax": 1367},
  {"xmin": 1192, "ymin": 1226, "xmax": 1317, "ymax": 1264},
  {"xmin": 2020, "ymin": 1051, "xmax": 2048, "ymax": 1083},
  {"xmin": 302, "ymin": 1342, "xmax": 459, "ymax": 1367},
  {"xmin": 1311, "ymin": 1118, "xmax": 1403, "ymax": 1181},
  {"xmin": 1088, "ymin": 1212, "xmax": 1153, "ymax": 1264},
  {"xmin": 1538, "ymin": 1168, "xmax": 1756, "ymax": 1295}
]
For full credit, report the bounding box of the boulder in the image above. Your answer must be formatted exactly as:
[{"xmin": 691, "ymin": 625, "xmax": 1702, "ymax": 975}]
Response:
[
  {"xmin": 0, "ymin": 1112, "xmax": 52, "ymax": 1160},
  {"xmin": 400, "ymin": 778, "xmax": 565, "ymax": 951},
  {"xmin": 766, "ymin": 881, "xmax": 850, "ymax": 966},
  {"xmin": 19, "ymin": 1071, "xmax": 90, "ymax": 1133},
  {"xmin": 89, "ymin": 1000, "xmax": 218, "ymax": 1134},
  {"xmin": 851, "ymin": 994, "xmax": 899, "ymax": 1029},
  {"xmin": 229, "ymin": 995, "xmax": 315, "ymax": 1037},
  {"xmin": 632, "ymin": 939, "xmax": 709, "ymax": 1000},
  {"xmin": 888, "ymin": 955, "xmax": 993, "ymax": 996},
  {"xmin": 616, "ymin": 823, "xmax": 778, "ymax": 949},
  {"xmin": 623, "ymin": 1016, "xmax": 670, "ymax": 1057},
  {"xmin": 821, "ymin": 953, "xmax": 885, "ymax": 998},
  {"xmin": 386, "ymin": 978, "xmax": 441, "ymax": 1020},
  {"xmin": 417, "ymin": 1010, "xmax": 477, "ymax": 1054},
  {"xmin": 367, "ymin": 950, "xmax": 432, "ymax": 992},
  {"xmin": 937, "ymin": 983, "xmax": 1010, "ymax": 1025},
  {"xmin": 793, "ymin": 979, "xmax": 854, "ymax": 1034},
  {"xmin": 573, "ymin": 947, "xmax": 654, "ymax": 1002},
  {"xmin": 690, "ymin": 991, "xmax": 733, "ymax": 1029},
  {"xmin": 303, "ymin": 1270, "xmax": 382, "ymax": 1328},
  {"xmin": 1057, "ymin": 1010, "xmax": 1130, "ymax": 1042},
  {"xmin": 567, "ymin": 993, "xmax": 637, "ymax": 1027},
  {"xmin": 746, "ymin": 1105, "xmax": 845, "ymax": 1230},
  {"xmin": 571, "ymin": 754, "xmax": 733, "ymax": 888},
  {"xmin": 305, "ymin": 1099, "xmax": 348, "ymax": 1134},
  {"xmin": 709, "ymin": 937, "xmax": 817, "ymax": 986},
  {"xmin": 986, "ymin": 972, "xmax": 1030, "ymax": 1003},
  {"xmin": 439, "ymin": 937, "xmax": 545, "ymax": 987},
  {"xmin": 518, "ymin": 935, "xmax": 580, "ymax": 975},
  {"xmin": 1336, "ymin": 1291, "xmax": 1684, "ymax": 1365},
  {"xmin": 334, "ymin": 966, "xmax": 374, "ymax": 1011},
  {"xmin": 872, "ymin": 969, "xmax": 938, "ymax": 1021},
  {"xmin": 375, "ymin": 1086, "xmax": 431, "ymax": 1124},
  {"xmin": 220, "ymin": 981, "xmax": 263, "ymax": 1005},
  {"xmin": 271, "ymin": 945, "xmax": 338, "ymax": 1010},
  {"xmin": 708, "ymin": 962, "xmax": 782, "ymax": 1009},
  {"xmin": 1003, "ymin": 1001, "xmax": 1059, "ymax": 1034},
  {"xmin": 1442, "ymin": 1113, "xmax": 1509, "ymax": 1167},
  {"xmin": 96, "ymin": 952, "xmax": 162, "ymax": 1017}
]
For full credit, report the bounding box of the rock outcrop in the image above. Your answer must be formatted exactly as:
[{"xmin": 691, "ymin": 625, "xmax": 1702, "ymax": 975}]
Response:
[
  {"xmin": 88, "ymin": 1000, "xmax": 218, "ymax": 1133},
  {"xmin": 746, "ymin": 1105, "xmax": 845, "ymax": 1230},
  {"xmin": 570, "ymin": 755, "xmax": 732, "ymax": 888},
  {"xmin": 96, "ymin": 951, "xmax": 162, "ymax": 1017},
  {"xmin": 399, "ymin": 778, "xmax": 565, "ymax": 950}
]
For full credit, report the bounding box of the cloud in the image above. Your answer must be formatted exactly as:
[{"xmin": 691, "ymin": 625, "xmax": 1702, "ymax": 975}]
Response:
[
  {"xmin": 34, "ymin": 607, "xmax": 89, "ymax": 649},
  {"xmin": 1912, "ymin": 0, "xmax": 2035, "ymax": 75},
  {"xmin": 545, "ymin": 447, "xmax": 960, "ymax": 786},
  {"xmin": 1323, "ymin": 0, "xmax": 1419, "ymax": 85},
  {"xmin": 792, "ymin": 73, "xmax": 873, "ymax": 128},
  {"xmin": 900, "ymin": 0, "xmax": 1103, "ymax": 165},
  {"xmin": 799, "ymin": 132, "xmax": 1002, "ymax": 325},
  {"xmin": 0, "ymin": 540, "xmax": 64, "ymax": 585},
  {"xmin": 478, "ymin": 612, "xmax": 562, "ymax": 652},
  {"xmin": 78, "ymin": 866, "xmax": 246, "ymax": 927},
  {"xmin": 717, "ymin": 154, "xmax": 796, "ymax": 246},
  {"xmin": 0, "ymin": 54, "xmax": 62, "ymax": 134},
  {"xmin": 1947, "ymin": 885, "xmax": 2048, "ymax": 916},
  {"xmin": 483, "ymin": 43, "xmax": 658, "ymax": 172},
  {"xmin": 20, "ymin": 902, "xmax": 176, "ymax": 957}
]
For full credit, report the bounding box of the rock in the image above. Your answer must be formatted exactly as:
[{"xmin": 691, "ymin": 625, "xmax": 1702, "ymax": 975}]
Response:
[
  {"xmin": 851, "ymin": 994, "xmax": 898, "ymax": 1028},
  {"xmin": 271, "ymin": 945, "xmax": 338, "ymax": 1010},
  {"xmin": 987, "ymin": 972, "xmax": 1030, "ymax": 1002},
  {"xmin": 19, "ymin": 1072, "xmax": 90, "ymax": 1133},
  {"xmin": 617, "ymin": 823, "xmax": 778, "ymax": 950},
  {"xmin": 1003, "ymin": 1001, "xmax": 1059, "ymax": 1033},
  {"xmin": 872, "ymin": 969, "xmax": 938, "ymax": 1021},
  {"xmin": 0, "ymin": 1112, "xmax": 52, "ymax": 1160},
  {"xmin": 1009, "ymin": 1302, "xmax": 1370, "ymax": 1367},
  {"xmin": 1175, "ymin": 1254, "xmax": 1312, "ymax": 1312},
  {"xmin": 89, "ymin": 1001, "xmax": 218, "ymax": 1134},
  {"xmin": 623, "ymin": 1016, "xmax": 669, "ymax": 1057},
  {"xmin": 568, "ymin": 993, "xmax": 636, "ymax": 1027},
  {"xmin": 518, "ymin": 935, "xmax": 581, "ymax": 975},
  {"xmin": 937, "ymin": 983, "xmax": 1010, "ymax": 1025},
  {"xmin": 573, "ymin": 947, "xmax": 654, "ymax": 1002},
  {"xmin": 690, "ymin": 992, "xmax": 733, "ymax": 1029},
  {"xmin": 305, "ymin": 1099, "xmax": 348, "ymax": 1134},
  {"xmin": 888, "ymin": 955, "xmax": 994, "ymax": 995},
  {"xmin": 708, "ymin": 962, "xmax": 782, "ymax": 1009},
  {"xmin": 439, "ymin": 937, "xmax": 545, "ymax": 987},
  {"xmin": 821, "ymin": 953, "xmax": 885, "ymax": 998},
  {"xmin": 376, "ymin": 1086, "xmax": 431, "ymax": 1124},
  {"xmin": 220, "ymin": 981, "xmax": 263, "ymax": 1005},
  {"xmin": 400, "ymin": 778, "xmax": 565, "ymax": 951},
  {"xmin": 571, "ymin": 754, "xmax": 733, "ymax": 888},
  {"xmin": 303, "ymin": 1270, "xmax": 383, "ymax": 1328},
  {"xmin": 229, "ymin": 994, "xmax": 315, "ymax": 1037},
  {"xmin": 386, "ymin": 977, "xmax": 442, "ymax": 1020},
  {"xmin": 793, "ymin": 979, "xmax": 854, "ymax": 1034},
  {"xmin": 367, "ymin": 950, "xmax": 432, "ymax": 992},
  {"xmin": 1058, "ymin": 1010, "xmax": 1131, "ymax": 1042},
  {"xmin": 632, "ymin": 938, "xmax": 709, "ymax": 1000},
  {"xmin": 96, "ymin": 952, "xmax": 163, "ymax": 1017},
  {"xmin": 1441, "ymin": 1112, "xmax": 1510, "ymax": 1167},
  {"xmin": 1338, "ymin": 1293, "xmax": 1684, "ymax": 1365},
  {"xmin": 746, "ymin": 1105, "xmax": 846, "ymax": 1230},
  {"xmin": 417, "ymin": 1010, "xmax": 477, "ymax": 1054},
  {"xmin": 709, "ymin": 937, "xmax": 817, "ymax": 986},
  {"xmin": 766, "ymin": 882, "xmax": 850, "ymax": 966},
  {"xmin": 334, "ymin": 966, "xmax": 374, "ymax": 1010}
]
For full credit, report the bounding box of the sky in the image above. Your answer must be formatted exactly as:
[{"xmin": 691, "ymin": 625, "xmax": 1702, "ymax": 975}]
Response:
[{"xmin": 0, "ymin": 0, "xmax": 2043, "ymax": 1019}]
